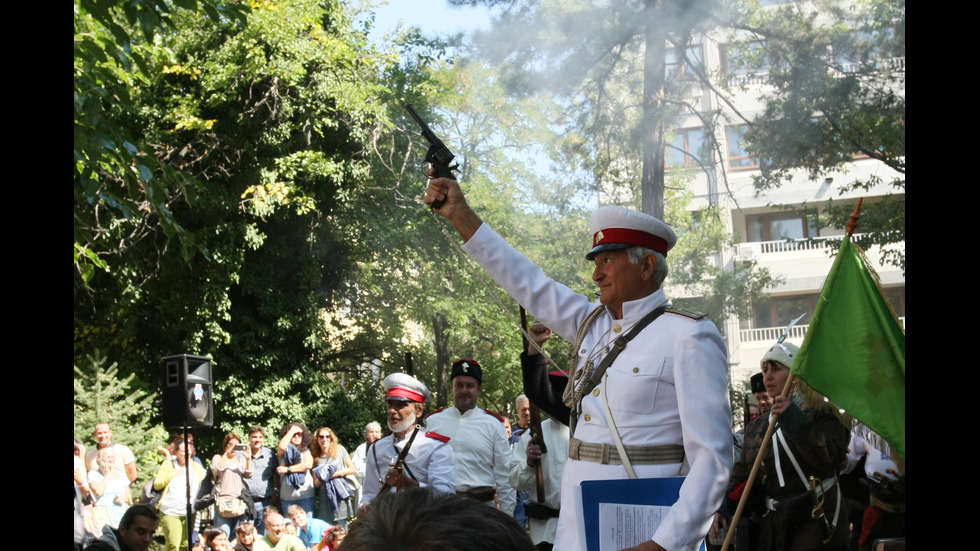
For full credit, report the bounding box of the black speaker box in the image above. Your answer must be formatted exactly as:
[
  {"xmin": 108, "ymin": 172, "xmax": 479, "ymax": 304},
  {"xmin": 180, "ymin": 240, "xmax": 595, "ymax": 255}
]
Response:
[{"xmin": 161, "ymin": 354, "xmax": 214, "ymax": 428}]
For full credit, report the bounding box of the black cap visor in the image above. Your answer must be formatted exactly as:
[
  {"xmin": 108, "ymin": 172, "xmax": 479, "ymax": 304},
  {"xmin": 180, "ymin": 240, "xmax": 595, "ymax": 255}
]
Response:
[{"xmin": 585, "ymin": 242, "xmax": 632, "ymax": 260}]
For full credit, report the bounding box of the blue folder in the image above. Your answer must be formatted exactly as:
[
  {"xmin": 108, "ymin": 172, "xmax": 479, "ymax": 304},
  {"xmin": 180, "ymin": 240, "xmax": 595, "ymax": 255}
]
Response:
[{"xmin": 581, "ymin": 477, "xmax": 705, "ymax": 551}]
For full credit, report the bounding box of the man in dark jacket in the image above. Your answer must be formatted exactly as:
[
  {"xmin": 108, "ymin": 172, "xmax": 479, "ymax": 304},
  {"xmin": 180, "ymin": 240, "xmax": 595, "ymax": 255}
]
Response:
[{"xmin": 87, "ymin": 505, "xmax": 159, "ymax": 551}]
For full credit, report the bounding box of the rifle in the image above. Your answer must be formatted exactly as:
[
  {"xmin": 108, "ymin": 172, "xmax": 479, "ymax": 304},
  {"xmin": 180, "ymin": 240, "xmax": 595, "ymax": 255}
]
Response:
[
  {"xmin": 520, "ymin": 307, "xmax": 548, "ymax": 503},
  {"xmin": 378, "ymin": 424, "xmax": 421, "ymax": 493},
  {"xmin": 404, "ymin": 104, "xmax": 459, "ymax": 209}
]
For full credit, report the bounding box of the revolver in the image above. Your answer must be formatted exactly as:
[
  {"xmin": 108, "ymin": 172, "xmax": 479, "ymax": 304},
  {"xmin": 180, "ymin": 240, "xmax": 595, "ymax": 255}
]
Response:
[{"xmin": 404, "ymin": 104, "xmax": 459, "ymax": 209}]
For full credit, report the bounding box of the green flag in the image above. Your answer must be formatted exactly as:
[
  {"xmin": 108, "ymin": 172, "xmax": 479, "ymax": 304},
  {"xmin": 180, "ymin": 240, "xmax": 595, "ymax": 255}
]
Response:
[{"xmin": 792, "ymin": 236, "xmax": 905, "ymax": 460}]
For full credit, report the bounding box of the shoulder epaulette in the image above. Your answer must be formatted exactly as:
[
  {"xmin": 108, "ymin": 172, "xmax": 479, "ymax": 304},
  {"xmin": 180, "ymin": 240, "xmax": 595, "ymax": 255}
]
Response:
[
  {"xmin": 425, "ymin": 431, "xmax": 450, "ymax": 443},
  {"xmin": 483, "ymin": 409, "xmax": 506, "ymax": 423},
  {"xmin": 425, "ymin": 407, "xmax": 447, "ymax": 418},
  {"xmin": 665, "ymin": 306, "xmax": 707, "ymax": 320}
]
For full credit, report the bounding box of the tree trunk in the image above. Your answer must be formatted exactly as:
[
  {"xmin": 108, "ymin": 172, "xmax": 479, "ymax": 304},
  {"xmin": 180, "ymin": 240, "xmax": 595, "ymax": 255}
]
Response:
[
  {"xmin": 432, "ymin": 313, "xmax": 450, "ymax": 409},
  {"xmin": 641, "ymin": 0, "xmax": 668, "ymax": 219}
]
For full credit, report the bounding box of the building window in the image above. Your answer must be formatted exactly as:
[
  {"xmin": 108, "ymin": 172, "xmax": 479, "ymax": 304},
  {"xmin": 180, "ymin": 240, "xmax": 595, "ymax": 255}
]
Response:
[
  {"xmin": 751, "ymin": 286, "xmax": 904, "ymax": 331},
  {"xmin": 722, "ymin": 41, "xmax": 770, "ymax": 86},
  {"xmin": 667, "ymin": 45, "xmax": 704, "ymax": 80},
  {"xmin": 833, "ymin": 28, "xmax": 899, "ymax": 74},
  {"xmin": 726, "ymin": 126, "xmax": 759, "ymax": 170},
  {"xmin": 666, "ymin": 45, "xmax": 705, "ymax": 99},
  {"xmin": 752, "ymin": 294, "xmax": 820, "ymax": 329},
  {"xmin": 746, "ymin": 210, "xmax": 819, "ymax": 242},
  {"xmin": 666, "ymin": 128, "xmax": 708, "ymax": 169}
]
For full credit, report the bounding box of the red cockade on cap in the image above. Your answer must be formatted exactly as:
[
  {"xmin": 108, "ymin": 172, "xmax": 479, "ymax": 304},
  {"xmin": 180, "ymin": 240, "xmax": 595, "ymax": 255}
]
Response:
[{"xmin": 593, "ymin": 227, "xmax": 670, "ymax": 255}]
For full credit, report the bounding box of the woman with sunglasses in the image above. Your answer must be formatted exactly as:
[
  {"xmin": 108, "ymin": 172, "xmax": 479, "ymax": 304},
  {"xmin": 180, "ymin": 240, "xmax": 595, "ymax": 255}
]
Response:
[{"xmin": 311, "ymin": 427, "xmax": 356, "ymax": 529}]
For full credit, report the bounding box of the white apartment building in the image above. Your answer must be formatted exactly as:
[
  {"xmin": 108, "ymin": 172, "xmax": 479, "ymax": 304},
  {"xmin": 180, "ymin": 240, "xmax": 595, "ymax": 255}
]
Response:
[{"xmin": 661, "ymin": 20, "xmax": 906, "ymax": 387}]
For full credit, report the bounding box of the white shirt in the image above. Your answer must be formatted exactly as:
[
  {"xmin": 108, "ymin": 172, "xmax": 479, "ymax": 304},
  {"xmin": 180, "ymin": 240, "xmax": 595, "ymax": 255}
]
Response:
[
  {"xmin": 361, "ymin": 429, "xmax": 456, "ymax": 507},
  {"xmin": 85, "ymin": 443, "xmax": 136, "ymax": 479},
  {"xmin": 159, "ymin": 461, "xmax": 204, "ymax": 516},
  {"xmin": 352, "ymin": 442, "xmax": 368, "ymax": 484},
  {"xmin": 425, "ymin": 406, "xmax": 517, "ymax": 515},
  {"xmin": 510, "ymin": 418, "xmax": 570, "ymax": 546},
  {"xmin": 463, "ymin": 223, "xmax": 733, "ymax": 551},
  {"xmin": 844, "ymin": 431, "xmax": 900, "ymax": 481}
]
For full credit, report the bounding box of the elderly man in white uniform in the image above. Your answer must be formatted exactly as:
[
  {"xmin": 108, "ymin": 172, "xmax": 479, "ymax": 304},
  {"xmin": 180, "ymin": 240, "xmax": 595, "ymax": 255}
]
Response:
[
  {"xmin": 360, "ymin": 373, "xmax": 456, "ymax": 509},
  {"xmin": 425, "ymin": 177, "xmax": 733, "ymax": 551}
]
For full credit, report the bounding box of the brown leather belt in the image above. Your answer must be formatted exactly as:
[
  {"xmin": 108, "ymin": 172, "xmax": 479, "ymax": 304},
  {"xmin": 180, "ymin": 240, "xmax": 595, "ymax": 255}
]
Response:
[
  {"xmin": 568, "ymin": 437, "xmax": 684, "ymax": 465},
  {"xmin": 457, "ymin": 486, "xmax": 496, "ymax": 502}
]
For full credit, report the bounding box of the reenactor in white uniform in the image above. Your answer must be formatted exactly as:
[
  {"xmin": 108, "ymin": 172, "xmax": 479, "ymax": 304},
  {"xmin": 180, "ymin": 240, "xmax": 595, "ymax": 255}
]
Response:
[
  {"xmin": 426, "ymin": 359, "xmax": 517, "ymax": 515},
  {"xmin": 360, "ymin": 373, "xmax": 456, "ymax": 509},
  {"xmin": 426, "ymin": 176, "xmax": 733, "ymax": 551}
]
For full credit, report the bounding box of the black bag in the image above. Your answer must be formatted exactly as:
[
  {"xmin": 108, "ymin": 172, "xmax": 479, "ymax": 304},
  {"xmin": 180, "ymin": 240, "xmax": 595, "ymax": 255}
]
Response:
[
  {"xmin": 139, "ymin": 479, "xmax": 163, "ymax": 508},
  {"xmin": 194, "ymin": 469, "xmax": 216, "ymax": 512}
]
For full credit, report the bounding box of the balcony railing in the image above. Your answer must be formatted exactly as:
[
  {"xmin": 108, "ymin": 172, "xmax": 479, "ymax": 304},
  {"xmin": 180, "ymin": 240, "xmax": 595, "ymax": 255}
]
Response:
[
  {"xmin": 728, "ymin": 73, "xmax": 769, "ymax": 87},
  {"xmin": 727, "ymin": 56, "xmax": 905, "ymax": 88},
  {"xmin": 740, "ymin": 317, "xmax": 905, "ymax": 343},
  {"xmin": 735, "ymin": 233, "xmax": 904, "ymax": 259},
  {"xmin": 837, "ymin": 56, "xmax": 905, "ymax": 75},
  {"xmin": 741, "ymin": 324, "xmax": 809, "ymax": 343},
  {"xmin": 735, "ymin": 235, "xmax": 844, "ymax": 258}
]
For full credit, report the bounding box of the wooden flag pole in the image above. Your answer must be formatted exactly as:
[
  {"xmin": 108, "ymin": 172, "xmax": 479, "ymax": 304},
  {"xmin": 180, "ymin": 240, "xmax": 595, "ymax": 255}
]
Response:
[{"xmin": 719, "ymin": 373, "xmax": 795, "ymax": 551}]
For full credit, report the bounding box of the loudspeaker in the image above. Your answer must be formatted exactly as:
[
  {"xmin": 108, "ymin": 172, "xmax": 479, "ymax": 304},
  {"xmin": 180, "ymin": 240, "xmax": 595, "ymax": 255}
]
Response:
[{"xmin": 161, "ymin": 354, "xmax": 214, "ymax": 428}]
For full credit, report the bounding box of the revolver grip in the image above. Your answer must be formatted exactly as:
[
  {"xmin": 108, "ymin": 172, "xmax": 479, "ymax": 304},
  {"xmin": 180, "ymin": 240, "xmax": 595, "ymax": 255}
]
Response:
[{"xmin": 429, "ymin": 163, "xmax": 456, "ymax": 210}]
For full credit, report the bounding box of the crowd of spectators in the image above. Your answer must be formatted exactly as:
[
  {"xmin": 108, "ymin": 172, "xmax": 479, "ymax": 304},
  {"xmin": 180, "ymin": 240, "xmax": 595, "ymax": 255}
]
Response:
[
  {"xmin": 75, "ymin": 422, "xmax": 358, "ymax": 551},
  {"xmin": 76, "ymin": 363, "xmax": 903, "ymax": 551}
]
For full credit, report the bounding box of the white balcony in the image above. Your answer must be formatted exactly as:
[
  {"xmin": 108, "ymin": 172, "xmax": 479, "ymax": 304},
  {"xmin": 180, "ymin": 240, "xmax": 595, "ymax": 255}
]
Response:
[
  {"xmin": 733, "ymin": 234, "xmax": 904, "ymax": 293},
  {"xmin": 735, "ymin": 235, "xmax": 843, "ymax": 257},
  {"xmin": 733, "ymin": 317, "xmax": 905, "ymax": 381},
  {"xmin": 739, "ymin": 317, "xmax": 905, "ymax": 345}
]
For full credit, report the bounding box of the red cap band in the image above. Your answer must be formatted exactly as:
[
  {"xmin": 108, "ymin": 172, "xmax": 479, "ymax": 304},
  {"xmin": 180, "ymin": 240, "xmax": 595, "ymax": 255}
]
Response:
[
  {"xmin": 387, "ymin": 387, "xmax": 425, "ymax": 403},
  {"xmin": 593, "ymin": 227, "xmax": 669, "ymax": 255}
]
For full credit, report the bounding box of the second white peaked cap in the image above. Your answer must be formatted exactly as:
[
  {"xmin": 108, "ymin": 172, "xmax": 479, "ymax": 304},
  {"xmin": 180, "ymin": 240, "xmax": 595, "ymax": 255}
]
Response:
[
  {"xmin": 384, "ymin": 372, "xmax": 431, "ymax": 403},
  {"xmin": 586, "ymin": 206, "xmax": 678, "ymax": 260}
]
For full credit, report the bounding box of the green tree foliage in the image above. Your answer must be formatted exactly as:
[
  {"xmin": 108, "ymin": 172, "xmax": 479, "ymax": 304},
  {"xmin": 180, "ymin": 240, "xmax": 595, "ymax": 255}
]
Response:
[
  {"xmin": 725, "ymin": 0, "xmax": 905, "ymax": 270},
  {"xmin": 74, "ymin": 353, "xmax": 168, "ymax": 479},
  {"xmin": 74, "ymin": 0, "xmax": 248, "ymax": 282},
  {"xmin": 74, "ymin": 0, "xmax": 407, "ymax": 445},
  {"xmin": 330, "ymin": 54, "xmax": 594, "ymax": 413},
  {"xmin": 430, "ymin": 1, "xmax": 779, "ymax": 334}
]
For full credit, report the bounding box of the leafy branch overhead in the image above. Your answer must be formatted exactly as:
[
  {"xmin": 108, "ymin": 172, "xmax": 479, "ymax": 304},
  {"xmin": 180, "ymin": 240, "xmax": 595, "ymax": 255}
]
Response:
[{"xmin": 74, "ymin": 0, "xmax": 250, "ymax": 282}]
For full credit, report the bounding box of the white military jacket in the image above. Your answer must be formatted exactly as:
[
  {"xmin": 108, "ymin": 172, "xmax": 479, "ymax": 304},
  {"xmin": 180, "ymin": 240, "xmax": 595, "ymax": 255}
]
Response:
[
  {"xmin": 425, "ymin": 406, "xmax": 517, "ymax": 515},
  {"xmin": 361, "ymin": 429, "xmax": 456, "ymax": 507},
  {"xmin": 463, "ymin": 223, "xmax": 733, "ymax": 551}
]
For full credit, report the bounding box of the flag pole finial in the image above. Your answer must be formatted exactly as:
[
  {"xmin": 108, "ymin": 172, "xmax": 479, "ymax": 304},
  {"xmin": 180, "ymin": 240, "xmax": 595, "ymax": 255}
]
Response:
[{"xmin": 846, "ymin": 198, "xmax": 864, "ymax": 237}]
